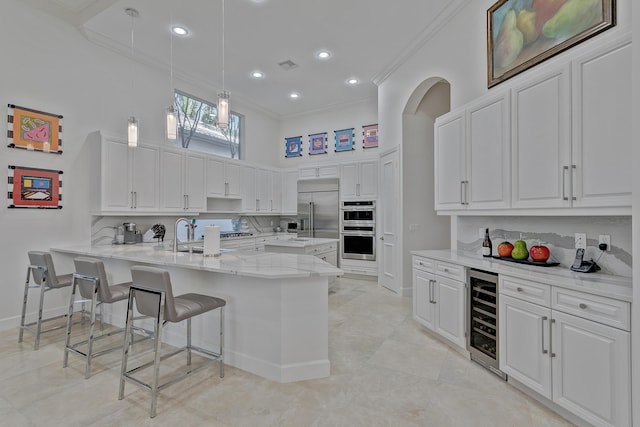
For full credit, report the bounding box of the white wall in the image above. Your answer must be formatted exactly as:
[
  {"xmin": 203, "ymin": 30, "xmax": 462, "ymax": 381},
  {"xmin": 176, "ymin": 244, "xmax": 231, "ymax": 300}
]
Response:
[
  {"xmin": 0, "ymin": 0, "xmax": 280, "ymax": 330},
  {"xmin": 276, "ymin": 100, "xmax": 378, "ymax": 169}
]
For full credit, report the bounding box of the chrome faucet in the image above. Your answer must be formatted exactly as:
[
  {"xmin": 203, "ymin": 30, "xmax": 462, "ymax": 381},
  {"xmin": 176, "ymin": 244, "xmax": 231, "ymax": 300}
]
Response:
[{"xmin": 173, "ymin": 217, "xmax": 190, "ymax": 253}]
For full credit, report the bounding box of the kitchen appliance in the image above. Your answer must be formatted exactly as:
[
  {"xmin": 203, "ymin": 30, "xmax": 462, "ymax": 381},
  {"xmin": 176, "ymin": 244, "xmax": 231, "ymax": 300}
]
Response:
[
  {"xmin": 467, "ymin": 268, "xmax": 505, "ymax": 379},
  {"xmin": 287, "ymin": 222, "xmax": 298, "ymax": 233},
  {"xmin": 123, "ymin": 222, "xmax": 139, "ymax": 244},
  {"xmin": 297, "ymin": 178, "xmax": 339, "ymax": 241},
  {"xmin": 570, "ymin": 248, "xmax": 600, "ymax": 272},
  {"xmin": 341, "ymin": 201, "xmax": 376, "ymax": 261}
]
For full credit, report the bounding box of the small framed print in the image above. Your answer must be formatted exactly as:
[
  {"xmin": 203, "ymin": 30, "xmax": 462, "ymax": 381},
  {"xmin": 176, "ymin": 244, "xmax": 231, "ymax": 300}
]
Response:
[
  {"xmin": 334, "ymin": 128, "xmax": 354, "ymax": 152},
  {"xmin": 362, "ymin": 124, "xmax": 378, "ymax": 148},
  {"xmin": 8, "ymin": 165, "xmax": 63, "ymax": 209},
  {"xmin": 285, "ymin": 136, "xmax": 302, "ymax": 157},
  {"xmin": 309, "ymin": 132, "xmax": 327, "ymax": 155},
  {"xmin": 7, "ymin": 104, "xmax": 63, "ymax": 154}
]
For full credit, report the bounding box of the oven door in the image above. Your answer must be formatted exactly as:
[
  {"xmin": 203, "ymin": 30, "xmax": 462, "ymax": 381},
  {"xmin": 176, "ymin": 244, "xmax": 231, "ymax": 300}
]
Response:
[{"xmin": 341, "ymin": 231, "xmax": 376, "ymax": 261}]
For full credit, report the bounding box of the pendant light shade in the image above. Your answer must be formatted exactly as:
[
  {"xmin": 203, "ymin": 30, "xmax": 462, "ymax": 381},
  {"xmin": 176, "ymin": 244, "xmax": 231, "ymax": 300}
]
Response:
[
  {"xmin": 128, "ymin": 116, "xmax": 139, "ymax": 147},
  {"xmin": 217, "ymin": 91, "xmax": 229, "ymax": 130},
  {"xmin": 166, "ymin": 105, "xmax": 177, "ymax": 140}
]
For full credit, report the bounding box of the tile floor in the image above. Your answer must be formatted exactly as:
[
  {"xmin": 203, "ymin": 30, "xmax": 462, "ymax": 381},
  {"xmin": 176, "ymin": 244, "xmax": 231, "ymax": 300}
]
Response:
[{"xmin": 1, "ymin": 277, "xmax": 575, "ymax": 426}]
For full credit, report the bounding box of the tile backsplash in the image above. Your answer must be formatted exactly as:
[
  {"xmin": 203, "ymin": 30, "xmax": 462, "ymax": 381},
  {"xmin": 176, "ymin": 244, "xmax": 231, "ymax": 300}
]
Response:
[{"xmin": 457, "ymin": 216, "xmax": 632, "ymax": 277}]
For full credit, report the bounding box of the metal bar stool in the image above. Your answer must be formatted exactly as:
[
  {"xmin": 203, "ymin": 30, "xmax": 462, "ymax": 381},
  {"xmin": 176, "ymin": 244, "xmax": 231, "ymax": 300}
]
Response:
[
  {"xmin": 63, "ymin": 257, "xmax": 134, "ymax": 379},
  {"xmin": 119, "ymin": 266, "xmax": 225, "ymax": 418},
  {"xmin": 19, "ymin": 251, "xmax": 73, "ymax": 350}
]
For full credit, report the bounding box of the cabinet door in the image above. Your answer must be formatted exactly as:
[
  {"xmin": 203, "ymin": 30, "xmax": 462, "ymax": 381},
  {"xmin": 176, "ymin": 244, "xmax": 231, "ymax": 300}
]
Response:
[
  {"xmin": 206, "ymin": 157, "xmax": 226, "ymax": 197},
  {"xmin": 499, "ymin": 295, "xmax": 552, "ymax": 399},
  {"xmin": 572, "ymin": 39, "xmax": 632, "ymax": 209},
  {"xmin": 434, "ymin": 276, "xmax": 465, "ymax": 349},
  {"xmin": 466, "ymin": 91, "xmax": 510, "ymax": 209},
  {"xmin": 242, "ymin": 166, "xmax": 256, "ymax": 212},
  {"xmin": 159, "ymin": 148, "xmax": 185, "ymax": 211},
  {"xmin": 225, "ymin": 162, "xmax": 242, "ymax": 198},
  {"xmin": 255, "ymin": 169, "xmax": 271, "ymax": 211},
  {"xmin": 511, "ymin": 65, "xmax": 571, "ymax": 208},
  {"xmin": 130, "ymin": 144, "xmax": 159, "ymax": 210},
  {"xmin": 184, "ymin": 153, "xmax": 206, "ymax": 212},
  {"xmin": 551, "ymin": 311, "xmax": 630, "ymax": 427},
  {"xmin": 101, "ymin": 138, "xmax": 131, "ymax": 211},
  {"xmin": 299, "ymin": 167, "xmax": 318, "ymax": 179},
  {"xmin": 281, "ymin": 170, "xmax": 298, "ymax": 214},
  {"xmin": 318, "ymin": 164, "xmax": 339, "ymax": 178},
  {"xmin": 434, "ymin": 109, "xmax": 466, "ymax": 210},
  {"xmin": 358, "ymin": 161, "xmax": 378, "ymax": 199},
  {"xmin": 413, "ymin": 269, "xmax": 435, "ymax": 330},
  {"xmin": 340, "ymin": 163, "xmax": 358, "ymax": 199},
  {"xmin": 270, "ymin": 170, "xmax": 282, "ymax": 212}
]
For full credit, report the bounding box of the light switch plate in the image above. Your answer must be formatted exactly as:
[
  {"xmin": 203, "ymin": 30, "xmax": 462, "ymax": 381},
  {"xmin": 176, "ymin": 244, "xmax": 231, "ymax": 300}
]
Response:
[{"xmin": 575, "ymin": 233, "xmax": 586, "ymax": 249}]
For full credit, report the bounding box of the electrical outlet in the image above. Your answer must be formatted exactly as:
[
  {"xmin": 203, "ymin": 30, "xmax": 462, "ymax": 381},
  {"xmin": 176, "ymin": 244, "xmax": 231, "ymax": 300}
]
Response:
[
  {"xmin": 599, "ymin": 234, "xmax": 611, "ymax": 251},
  {"xmin": 575, "ymin": 233, "xmax": 586, "ymax": 249}
]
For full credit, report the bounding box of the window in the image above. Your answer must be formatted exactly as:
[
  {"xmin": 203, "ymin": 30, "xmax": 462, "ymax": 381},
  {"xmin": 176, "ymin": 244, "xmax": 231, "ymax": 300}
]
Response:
[{"xmin": 174, "ymin": 90, "xmax": 242, "ymax": 159}]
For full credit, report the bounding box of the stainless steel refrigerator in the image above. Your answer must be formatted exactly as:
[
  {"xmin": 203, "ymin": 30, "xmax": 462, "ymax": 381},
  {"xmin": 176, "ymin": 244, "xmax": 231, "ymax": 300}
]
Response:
[{"xmin": 297, "ymin": 178, "xmax": 339, "ymax": 239}]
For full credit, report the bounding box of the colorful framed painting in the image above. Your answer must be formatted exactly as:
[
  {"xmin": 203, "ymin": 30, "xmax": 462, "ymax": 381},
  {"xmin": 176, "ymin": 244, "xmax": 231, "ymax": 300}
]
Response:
[
  {"xmin": 487, "ymin": 0, "xmax": 616, "ymax": 88},
  {"xmin": 308, "ymin": 132, "xmax": 327, "ymax": 155},
  {"xmin": 362, "ymin": 124, "xmax": 378, "ymax": 148},
  {"xmin": 334, "ymin": 128, "xmax": 354, "ymax": 152},
  {"xmin": 8, "ymin": 165, "xmax": 63, "ymax": 209},
  {"xmin": 285, "ymin": 136, "xmax": 302, "ymax": 157},
  {"xmin": 7, "ymin": 104, "xmax": 63, "ymax": 154}
]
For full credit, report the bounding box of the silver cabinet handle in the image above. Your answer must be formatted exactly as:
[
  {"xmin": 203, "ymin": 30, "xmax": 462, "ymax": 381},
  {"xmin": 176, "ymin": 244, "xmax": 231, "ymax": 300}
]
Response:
[
  {"xmin": 356, "ymin": 183, "xmax": 361, "ymax": 197},
  {"xmin": 541, "ymin": 316, "xmax": 548, "ymax": 354},
  {"xmin": 550, "ymin": 318, "xmax": 556, "ymax": 358},
  {"xmin": 186, "ymin": 194, "xmax": 189, "ymax": 210},
  {"xmin": 133, "ymin": 191, "xmax": 137, "ymax": 209},
  {"xmin": 443, "ymin": 267, "xmax": 449, "ymax": 273},
  {"xmin": 562, "ymin": 166, "xmax": 569, "ymax": 200},
  {"xmin": 579, "ymin": 303, "xmax": 587, "ymax": 309},
  {"xmin": 516, "ymin": 287, "xmax": 524, "ymax": 292},
  {"xmin": 571, "ymin": 165, "xmax": 577, "ymax": 201},
  {"xmin": 460, "ymin": 181, "xmax": 464, "ymax": 205},
  {"xmin": 463, "ymin": 181, "xmax": 469, "ymax": 205},
  {"xmin": 380, "ymin": 236, "xmax": 384, "ymax": 241},
  {"xmin": 224, "ymin": 181, "xmax": 229, "ymax": 196},
  {"xmin": 131, "ymin": 191, "xmax": 134, "ymax": 209},
  {"xmin": 419, "ymin": 262, "xmax": 424, "ymax": 266},
  {"xmin": 428, "ymin": 279, "xmax": 434, "ymax": 304}
]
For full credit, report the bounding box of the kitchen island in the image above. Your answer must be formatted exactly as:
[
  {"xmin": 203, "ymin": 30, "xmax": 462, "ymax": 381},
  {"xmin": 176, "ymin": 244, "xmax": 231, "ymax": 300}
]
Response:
[
  {"xmin": 51, "ymin": 244, "xmax": 343, "ymax": 382},
  {"xmin": 265, "ymin": 238, "xmax": 339, "ymax": 284}
]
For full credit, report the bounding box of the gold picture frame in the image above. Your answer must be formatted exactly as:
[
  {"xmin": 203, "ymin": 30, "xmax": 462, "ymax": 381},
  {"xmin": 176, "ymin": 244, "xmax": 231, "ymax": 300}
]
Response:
[{"xmin": 487, "ymin": 0, "xmax": 616, "ymax": 88}]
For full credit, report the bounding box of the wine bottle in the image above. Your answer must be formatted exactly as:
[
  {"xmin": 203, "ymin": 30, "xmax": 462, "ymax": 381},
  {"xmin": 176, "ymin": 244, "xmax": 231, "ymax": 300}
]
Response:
[{"xmin": 482, "ymin": 228, "xmax": 492, "ymax": 257}]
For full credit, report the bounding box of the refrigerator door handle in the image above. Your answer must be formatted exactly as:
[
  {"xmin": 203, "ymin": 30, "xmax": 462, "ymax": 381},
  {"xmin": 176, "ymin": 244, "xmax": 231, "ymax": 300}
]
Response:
[{"xmin": 309, "ymin": 202, "xmax": 314, "ymax": 238}]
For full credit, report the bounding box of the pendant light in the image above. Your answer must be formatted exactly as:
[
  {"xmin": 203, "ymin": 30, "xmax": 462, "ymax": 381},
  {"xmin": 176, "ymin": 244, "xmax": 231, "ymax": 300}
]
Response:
[
  {"xmin": 126, "ymin": 8, "xmax": 139, "ymax": 147},
  {"xmin": 165, "ymin": 12, "xmax": 177, "ymax": 141},
  {"xmin": 217, "ymin": 0, "xmax": 229, "ymax": 130}
]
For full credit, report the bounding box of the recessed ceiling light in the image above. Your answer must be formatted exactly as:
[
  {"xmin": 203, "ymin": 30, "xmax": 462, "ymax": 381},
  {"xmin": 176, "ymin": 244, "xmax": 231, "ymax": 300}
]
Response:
[
  {"xmin": 316, "ymin": 50, "xmax": 331, "ymax": 60},
  {"xmin": 347, "ymin": 78, "xmax": 359, "ymax": 85},
  {"xmin": 172, "ymin": 26, "xmax": 189, "ymax": 36},
  {"xmin": 290, "ymin": 92, "xmax": 300, "ymax": 99},
  {"xmin": 251, "ymin": 71, "xmax": 264, "ymax": 79}
]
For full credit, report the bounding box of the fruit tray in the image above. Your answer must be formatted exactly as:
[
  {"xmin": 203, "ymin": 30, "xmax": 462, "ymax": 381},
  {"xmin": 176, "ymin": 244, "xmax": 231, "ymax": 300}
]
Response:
[{"xmin": 491, "ymin": 255, "xmax": 559, "ymax": 267}]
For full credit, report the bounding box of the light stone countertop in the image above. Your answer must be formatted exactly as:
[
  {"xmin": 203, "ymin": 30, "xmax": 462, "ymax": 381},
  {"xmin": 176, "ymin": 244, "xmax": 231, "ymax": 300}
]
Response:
[
  {"xmin": 52, "ymin": 244, "xmax": 343, "ymax": 279},
  {"xmin": 411, "ymin": 249, "xmax": 632, "ymax": 302},
  {"xmin": 263, "ymin": 238, "xmax": 338, "ymax": 248}
]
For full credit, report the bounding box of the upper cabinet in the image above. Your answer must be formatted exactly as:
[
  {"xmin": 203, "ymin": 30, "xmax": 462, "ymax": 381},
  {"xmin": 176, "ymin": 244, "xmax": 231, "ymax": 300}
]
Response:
[
  {"xmin": 281, "ymin": 170, "xmax": 298, "ymax": 215},
  {"xmin": 435, "ymin": 34, "xmax": 631, "ymax": 215},
  {"xmin": 206, "ymin": 157, "xmax": 242, "ymax": 199},
  {"xmin": 340, "ymin": 160, "xmax": 378, "ymax": 200},
  {"xmin": 299, "ymin": 164, "xmax": 339, "ymax": 180},
  {"xmin": 159, "ymin": 148, "xmax": 206, "ymax": 212},
  {"xmin": 435, "ymin": 90, "xmax": 510, "ymax": 211},
  {"xmin": 98, "ymin": 135, "xmax": 159, "ymax": 212}
]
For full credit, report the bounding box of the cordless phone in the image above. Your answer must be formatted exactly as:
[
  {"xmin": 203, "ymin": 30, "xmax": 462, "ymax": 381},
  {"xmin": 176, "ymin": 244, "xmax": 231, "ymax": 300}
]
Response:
[{"xmin": 570, "ymin": 248, "xmax": 600, "ymax": 273}]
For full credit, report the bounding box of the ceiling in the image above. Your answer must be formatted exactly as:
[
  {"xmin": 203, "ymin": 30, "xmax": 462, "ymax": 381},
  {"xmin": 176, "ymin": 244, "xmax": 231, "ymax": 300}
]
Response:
[{"xmin": 24, "ymin": 0, "xmax": 462, "ymax": 118}]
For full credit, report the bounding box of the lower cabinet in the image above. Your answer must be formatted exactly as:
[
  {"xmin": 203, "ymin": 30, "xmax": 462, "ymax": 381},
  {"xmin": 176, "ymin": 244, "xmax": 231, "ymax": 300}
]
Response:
[
  {"xmin": 500, "ymin": 276, "xmax": 630, "ymax": 427},
  {"xmin": 412, "ymin": 256, "xmax": 466, "ymax": 350}
]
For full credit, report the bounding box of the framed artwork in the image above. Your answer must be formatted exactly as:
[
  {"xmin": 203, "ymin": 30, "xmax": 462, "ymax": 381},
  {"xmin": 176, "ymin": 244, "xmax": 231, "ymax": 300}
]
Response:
[
  {"xmin": 362, "ymin": 124, "xmax": 378, "ymax": 148},
  {"xmin": 334, "ymin": 128, "xmax": 354, "ymax": 152},
  {"xmin": 487, "ymin": 0, "xmax": 616, "ymax": 88},
  {"xmin": 285, "ymin": 136, "xmax": 302, "ymax": 157},
  {"xmin": 7, "ymin": 104, "xmax": 63, "ymax": 154},
  {"xmin": 8, "ymin": 165, "xmax": 63, "ymax": 209},
  {"xmin": 308, "ymin": 132, "xmax": 327, "ymax": 155}
]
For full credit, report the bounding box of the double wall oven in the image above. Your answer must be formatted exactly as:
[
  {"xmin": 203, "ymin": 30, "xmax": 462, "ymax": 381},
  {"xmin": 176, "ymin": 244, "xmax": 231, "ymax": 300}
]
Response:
[{"xmin": 340, "ymin": 201, "xmax": 375, "ymax": 261}]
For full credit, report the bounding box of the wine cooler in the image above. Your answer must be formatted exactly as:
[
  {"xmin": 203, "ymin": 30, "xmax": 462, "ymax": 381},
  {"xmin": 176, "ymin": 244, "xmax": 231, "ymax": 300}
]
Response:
[{"xmin": 467, "ymin": 269, "xmax": 506, "ymax": 379}]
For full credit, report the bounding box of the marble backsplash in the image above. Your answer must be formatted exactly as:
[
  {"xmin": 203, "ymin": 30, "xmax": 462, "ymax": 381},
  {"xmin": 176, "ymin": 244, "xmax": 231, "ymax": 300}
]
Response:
[{"xmin": 457, "ymin": 216, "xmax": 632, "ymax": 277}]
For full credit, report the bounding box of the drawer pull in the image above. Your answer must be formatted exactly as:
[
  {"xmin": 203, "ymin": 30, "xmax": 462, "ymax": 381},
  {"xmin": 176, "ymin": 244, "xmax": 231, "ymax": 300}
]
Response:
[
  {"xmin": 516, "ymin": 287, "xmax": 524, "ymax": 292},
  {"xmin": 579, "ymin": 303, "xmax": 588, "ymax": 309},
  {"xmin": 419, "ymin": 262, "xmax": 424, "ymax": 266},
  {"xmin": 443, "ymin": 268, "xmax": 449, "ymax": 272}
]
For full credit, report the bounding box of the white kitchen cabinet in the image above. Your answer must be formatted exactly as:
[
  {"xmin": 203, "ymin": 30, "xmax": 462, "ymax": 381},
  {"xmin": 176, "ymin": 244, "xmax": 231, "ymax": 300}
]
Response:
[
  {"xmin": 571, "ymin": 37, "xmax": 632, "ymax": 209},
  {"xmin": 99, "ymin": 136, "xmax": 159, "ymax": 212},
  {"xmin": 340, "ymin": 160, "xmax": 378, "ymax": 200},
  {"xmin": 434, "ymin": 108, "xmax": 465, "ymax": 210},
  {"xmin": 241, "ymin": 167, "xmax": 278, "ymax": 213},
  {"xmin": 270, "ymin": 170, "xmax": 282, "ymax": 213},
  {"xmin": 255, "ymin": 168, "xmax": 271, "ymax": 212},
  {"xmin": 281, "ymin": 170, "xmax": 298, "ymax": 215},
  {"xmin": 206, "ymin": 157, "xmax": 242, "ymax": 199},
  {"xmin": 412, "ymin": 256, "xmax": 465, "ymax": 350},
  {"xmin": 499, "ymin": 275, "xmax": 631, "ymax": 427},
  {"xmin": 299, "ymin": 164, "xmax": 339, "ymax": 180},
  {"xmin": 241, "ymin": 166, "xmax": 257, "ymax": 212},
  {"xmin": 159, "ymin": 148, "xmax": 206, "ymax": 212}
]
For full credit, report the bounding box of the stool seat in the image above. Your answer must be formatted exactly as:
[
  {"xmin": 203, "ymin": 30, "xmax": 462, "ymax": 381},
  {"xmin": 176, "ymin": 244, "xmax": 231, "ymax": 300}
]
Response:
[{"xmin": 172, "ymin": 293, "xmax": 226, "ymax": 322}]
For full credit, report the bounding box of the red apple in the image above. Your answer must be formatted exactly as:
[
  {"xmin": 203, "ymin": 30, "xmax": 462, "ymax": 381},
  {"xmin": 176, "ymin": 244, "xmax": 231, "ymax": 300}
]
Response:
[
  {"xmin": 497, "ymin": 241, "xmax": 514, "ymax": 257},
  {"xmin": 529, "ymin": 245, "xmax": 550, "ymax": 262}
]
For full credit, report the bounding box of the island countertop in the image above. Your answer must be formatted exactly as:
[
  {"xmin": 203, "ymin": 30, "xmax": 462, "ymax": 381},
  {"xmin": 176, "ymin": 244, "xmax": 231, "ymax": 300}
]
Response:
[
  {"xmin": 51, "ymin": 244, "xmax": 343, "ymax": 279},
  {"xmin": 263, "ymin": 237, "xmax": 338, "ymax": 248}
]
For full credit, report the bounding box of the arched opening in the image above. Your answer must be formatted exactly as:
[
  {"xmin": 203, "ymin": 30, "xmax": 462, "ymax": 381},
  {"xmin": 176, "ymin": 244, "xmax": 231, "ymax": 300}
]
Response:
[{"xmin": 400, "ymin": 77, "xmax": 453, "ymax": 286}]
